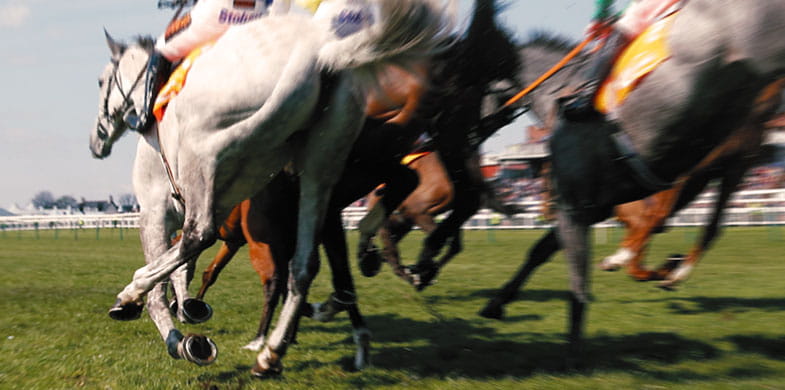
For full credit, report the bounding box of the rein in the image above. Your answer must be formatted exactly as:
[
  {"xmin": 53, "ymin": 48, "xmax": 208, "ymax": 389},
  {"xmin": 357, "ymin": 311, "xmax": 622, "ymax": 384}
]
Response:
[
  {"xmin": 156, "ymin": 124, "xmax": 186, "ymax": 209},
  {"xmin": 502, "ymin": 35, "xmax": 594, "ymax": 108},
  {"xmin": 106, "ymin": 52, "xmax": 186, "ymax": 208}
]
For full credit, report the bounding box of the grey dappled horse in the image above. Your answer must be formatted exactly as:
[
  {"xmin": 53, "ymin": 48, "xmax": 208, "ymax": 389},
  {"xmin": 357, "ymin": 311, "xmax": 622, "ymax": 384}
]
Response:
[
  {"xmin": 493, "ymin": 0, "xmax": 785, "ymax": 365},
  {"xmin": 92, "ymin": 35, "xmax": 218, "ymax": 365},
  {"xmin": 93, "ymin": 0, "xmax": 456, "ymax": 375}
]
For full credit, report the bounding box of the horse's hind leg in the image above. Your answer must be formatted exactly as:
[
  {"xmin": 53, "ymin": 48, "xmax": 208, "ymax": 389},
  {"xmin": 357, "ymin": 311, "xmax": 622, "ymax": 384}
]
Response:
[
  {"xmin": 195, "ymin": 241, "xmax": 242, "ymax": 300},
  {"xmin": 660, "ymin": 158, "xmax": 748, "ymax": 289},
  {"xmin": 480, "ymin": 228, "xmax": 561, "ymax": 319},
  {"xmin": 254, "ymin": 74, "xmax": 366, "ymax": 377},
  {"xmin": 243, "ymin": 239, "xmax": 283, "ymax": 351}
]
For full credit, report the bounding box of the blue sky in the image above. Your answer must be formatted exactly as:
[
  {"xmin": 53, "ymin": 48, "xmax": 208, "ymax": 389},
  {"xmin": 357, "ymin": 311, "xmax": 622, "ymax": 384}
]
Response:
[{"xmin": 0, "ymin": 0, "xmax": 592, "ymax": 208}]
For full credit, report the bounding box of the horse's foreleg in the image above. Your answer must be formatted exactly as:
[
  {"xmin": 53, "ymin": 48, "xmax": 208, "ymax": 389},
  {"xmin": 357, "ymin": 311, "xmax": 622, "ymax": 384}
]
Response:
[
  {"xmin": 412, "ymin": 188, "xmax": 480, "ymax": 290},
  {"xmin": 114, "ymin": 188, "xmax": 218, "ymax": 313},
  {"xmin": 556, "ymin": 210, "xmax": 591, "ymax": 368},
  {"xmin": 117, "ymin": 211, "xmax": 217, "ymax": 365},
  {"xmin": 357, "ymin": 162, "xmax": 418, "ymax": 277},
  {"xmin": 318, "ymin": 209, "xmax": 371, "ymax": 369},
  {"xmin": 480, "ymin": 228, "xmax": 561, "ymax": 319},
  {"xmin": 378, "ymin": 217, "xmax": 415, "ymax": 282}
]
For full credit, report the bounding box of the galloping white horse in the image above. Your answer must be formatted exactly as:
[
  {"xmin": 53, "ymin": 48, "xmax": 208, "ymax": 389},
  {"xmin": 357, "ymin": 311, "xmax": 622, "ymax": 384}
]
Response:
[
  {"xmin": 92, "ymin": 0, "xmax": 456, "ymax": 374},
  {"xmin": 93, "ymin": 34, "xmax": 218, "ymax": 365}
]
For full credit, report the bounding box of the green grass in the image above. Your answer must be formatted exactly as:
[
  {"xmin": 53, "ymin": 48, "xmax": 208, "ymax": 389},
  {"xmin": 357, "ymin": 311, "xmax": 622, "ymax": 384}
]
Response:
[{"xmin": 1, "ymin": 227, "xmax": 784, "ymax": 389}]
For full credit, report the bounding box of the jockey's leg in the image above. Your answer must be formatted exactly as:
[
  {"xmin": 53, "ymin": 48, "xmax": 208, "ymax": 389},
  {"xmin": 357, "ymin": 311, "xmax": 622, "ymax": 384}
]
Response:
[
  {"xmin": 561, "ymin": 29, "xmax": 629, "ymax": 121},
  {"xmin": 138, "ymin": 50, "xmax": 172, "ymax": 132}
]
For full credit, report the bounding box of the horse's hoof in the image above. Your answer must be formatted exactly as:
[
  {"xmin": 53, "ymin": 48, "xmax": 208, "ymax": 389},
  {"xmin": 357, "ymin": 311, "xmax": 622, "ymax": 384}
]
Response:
[
  {"xmin": 358, "ymin": 248, "xmax": 383, "ymax": 277},
  {"xmin": 309, "ymin": 302, "xmax": 335, "ymax": 322},
  {"xmin": 657, "ymin": 277, "xmax": 681, "ymax": 291},
  {"xmin": 479, "ymin": 304, "xmax": 504, "ymax": 320},
  {"xmin": 168, "ymin": 299, "xmax": 178, "ymax": 317},
  {"xmin": 353, "ymin": 328, "xmax": 372, "ymax": 371},
  {"xmin": 178, "ymin": 334, "xmax": 218, "ymax": 366},
  {"xmin": 661, "ymin": 254, "xmax": 685, "ymax": 272},
  {"xmin": 252, "ymin": 347, "xmax": 284, "ymax": 378},
  {"xmin": 599, "ymin": 259, "xmax": 621, "ymax": 272},
  {"xmin": 251, "ymin": 362, "xmax": 283, "ymax": 379},
  {"xmin": 408, "ymin": 264, "xmax": 438, "ymax": 291},
  {"xmin": 310, "ymin": 293, "xmax": 350, "ymax": 322},
  {"xmin": 182, "ymin": 298, "xmax": 213, "ymax": 324},
  {"xmin": 108, "ymin": 299, "xmax": 144, "ymax": 321}
]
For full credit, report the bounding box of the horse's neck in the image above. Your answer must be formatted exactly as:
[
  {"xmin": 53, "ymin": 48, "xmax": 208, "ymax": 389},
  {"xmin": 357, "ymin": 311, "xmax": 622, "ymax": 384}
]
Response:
[{"xmin": 520, "ymin": 46, "xmax": 585, "ymax": 127}]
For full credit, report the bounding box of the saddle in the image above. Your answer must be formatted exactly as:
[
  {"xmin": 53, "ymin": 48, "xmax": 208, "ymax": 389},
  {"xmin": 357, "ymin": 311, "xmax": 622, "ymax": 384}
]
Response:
[{"xmin": 595, "ymin": 12, "xmax": 679, "ymax": 114}]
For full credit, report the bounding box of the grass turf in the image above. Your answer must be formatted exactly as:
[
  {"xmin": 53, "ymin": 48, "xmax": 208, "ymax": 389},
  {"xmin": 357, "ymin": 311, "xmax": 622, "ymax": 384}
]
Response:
[{"xmin": 0, "ymin": 227, "xmax": 783, "ymax": 389}]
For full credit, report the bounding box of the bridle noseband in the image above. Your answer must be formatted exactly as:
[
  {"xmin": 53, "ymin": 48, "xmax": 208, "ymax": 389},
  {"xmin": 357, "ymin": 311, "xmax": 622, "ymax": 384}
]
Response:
[{"xmin": 100, "ymin": 57, "xmax": 147, "ymax": 134}]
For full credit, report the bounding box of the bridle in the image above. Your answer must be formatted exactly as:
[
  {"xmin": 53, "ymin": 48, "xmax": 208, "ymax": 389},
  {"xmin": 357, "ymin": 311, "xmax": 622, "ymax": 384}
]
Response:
[{"xmin": 97, "ymin": 56, "xmax": 147, "ymax": 140}]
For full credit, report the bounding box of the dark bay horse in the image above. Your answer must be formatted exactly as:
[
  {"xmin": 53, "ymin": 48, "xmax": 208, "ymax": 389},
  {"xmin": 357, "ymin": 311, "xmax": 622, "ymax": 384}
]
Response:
[
  {"xmin": 394, "ymin": 0, "xmax": 523, "ymax": 289},
  {"xmin": 182, "ymin": 0, "xmax": 522, "ymax": 368},
  {"xmin": 363, "ymin": 150, "xmax": 522, "ymax": 286},
  {"xmin": 482, "ymin": 0, "xmax": 785, "ymax": 365},
  {"xmin": 479, "ymin": 33, "xmax": 784, "ymax": 323}
]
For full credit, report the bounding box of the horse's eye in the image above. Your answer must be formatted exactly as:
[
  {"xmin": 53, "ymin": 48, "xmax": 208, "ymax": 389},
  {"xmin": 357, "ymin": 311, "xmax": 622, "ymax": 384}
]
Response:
[{"xmin": 98, "ymin": 79, "xmax": 104, "ymax": 88}]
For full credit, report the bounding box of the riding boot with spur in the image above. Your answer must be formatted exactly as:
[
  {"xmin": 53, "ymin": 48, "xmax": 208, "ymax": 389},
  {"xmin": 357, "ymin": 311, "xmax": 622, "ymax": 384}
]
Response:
[
  {"xmin": 560, "ymin": 29, "xmax": 629, "ymax": 121},
  {"xmin": 137, "ymin": 50, "xmax": 172, "ymax": 132}
]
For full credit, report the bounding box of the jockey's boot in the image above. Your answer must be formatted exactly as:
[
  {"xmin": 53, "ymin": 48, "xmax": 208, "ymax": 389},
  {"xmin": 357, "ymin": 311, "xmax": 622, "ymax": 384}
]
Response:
[
  {"xmin": 137, "ymin": 50, "xmax": 172, "ymax": 132},
  {"xmin": 560, "ymin": 29, "xmax": 629, "ymax": 121}
]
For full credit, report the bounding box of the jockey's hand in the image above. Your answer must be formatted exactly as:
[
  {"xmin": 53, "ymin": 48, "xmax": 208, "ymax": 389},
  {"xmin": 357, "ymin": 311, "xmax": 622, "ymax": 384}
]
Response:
[{"xmin": 585, "ymin": 19, "xmax": 612, "ymax": 39}]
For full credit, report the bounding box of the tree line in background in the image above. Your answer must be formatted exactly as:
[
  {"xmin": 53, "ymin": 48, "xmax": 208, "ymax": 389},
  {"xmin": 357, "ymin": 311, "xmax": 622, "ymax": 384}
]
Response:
[{"xmin": 30, "ymin": 191, "xmax": 137, "ymax": 210}]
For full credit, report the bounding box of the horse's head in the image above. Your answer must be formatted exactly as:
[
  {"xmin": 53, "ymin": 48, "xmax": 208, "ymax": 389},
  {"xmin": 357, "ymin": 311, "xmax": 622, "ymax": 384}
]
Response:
[
  {"xmin": 421, "ymin": 0, "xmax": 521, "ymax": 143},
  {"xmin": 90, "ymin": 31, "xmax": 152, "ymax": 159},
  {"xmin": 465, "ymin": 0, "xmax": 521, "ymax": 85}
]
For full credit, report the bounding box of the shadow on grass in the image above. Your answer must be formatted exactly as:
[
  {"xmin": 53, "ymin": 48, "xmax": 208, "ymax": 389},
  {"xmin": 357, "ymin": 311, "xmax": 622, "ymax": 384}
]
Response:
[
  {"xmin": 360, "ymin": 314, "xmax": 721, "ymax": 379},
  {"xmin": 665, "ymin": 296, "xmax": 785, "ymax": 315},
  {"xmin": 466, "ymin": 288, "xmax": 569, "ymax": 303},
  {"xmin": 187, "ymin": 313, "xmax": 785, "ymax": 386},
  {"xmin": 724, "ymin": 335, "xmax": 785, "ymax": 360}
]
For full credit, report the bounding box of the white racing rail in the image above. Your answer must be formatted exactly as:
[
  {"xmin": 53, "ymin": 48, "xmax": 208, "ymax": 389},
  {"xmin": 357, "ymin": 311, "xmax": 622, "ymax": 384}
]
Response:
[{"xmin": 2, "ymin": 189, "xmax": 784, "ymax": 232}]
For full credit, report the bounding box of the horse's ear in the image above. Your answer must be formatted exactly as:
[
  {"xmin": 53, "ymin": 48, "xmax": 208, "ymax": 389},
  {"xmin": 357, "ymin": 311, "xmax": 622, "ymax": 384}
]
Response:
[{"xmin": 104, "ymin": 28, "xmax": 124, "ymax": 59}]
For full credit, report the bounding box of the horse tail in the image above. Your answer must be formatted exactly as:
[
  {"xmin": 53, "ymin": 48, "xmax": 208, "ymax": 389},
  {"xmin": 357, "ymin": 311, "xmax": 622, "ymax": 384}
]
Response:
[{"xmin": 316, "ymin": 0, "xmax": 457, "ymax": 84}]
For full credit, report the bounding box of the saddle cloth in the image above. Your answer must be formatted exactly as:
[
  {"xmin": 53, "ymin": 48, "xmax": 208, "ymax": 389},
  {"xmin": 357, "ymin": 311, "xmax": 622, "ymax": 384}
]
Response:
[
  {"xmin": 153, "ymin": 43, "xmax": 213, "ymax": 123},
  {"xmin": 595, "ymin": 13, "xmax": 678, "ymax": 115}
]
